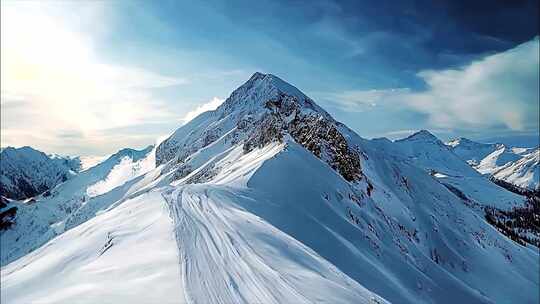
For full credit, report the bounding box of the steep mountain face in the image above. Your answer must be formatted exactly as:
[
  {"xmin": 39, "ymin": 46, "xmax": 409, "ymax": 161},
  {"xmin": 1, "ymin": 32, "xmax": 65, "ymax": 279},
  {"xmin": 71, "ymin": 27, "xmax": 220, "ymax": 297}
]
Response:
[
  {"xmin": 475, "ymin": 146, "xmax": 524, "ymax": 175},
  {"xmin": 0, "ymin": 147, "xmax": 82, "ymax": 200},
  {"xmin": 448, "ymin": 137, "xmax": 539, "ymax": 191},
  {"xmin": 2, "ymin": 73, "xmax": 538, "ymax": 304},
  {"xmin": 155, "ymin": 72, "xmax": 361, "ymax": 183},
  {"xmin": 490, "ymin": 148, "xmax": 539, "ymax": 191}
]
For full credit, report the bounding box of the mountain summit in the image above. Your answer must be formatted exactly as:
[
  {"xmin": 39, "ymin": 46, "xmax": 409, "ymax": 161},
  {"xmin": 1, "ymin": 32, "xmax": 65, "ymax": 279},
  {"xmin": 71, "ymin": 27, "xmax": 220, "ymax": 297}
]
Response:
[{"xmin": 156, "ymin": 72, "xmax": 361, "ymax": 182}]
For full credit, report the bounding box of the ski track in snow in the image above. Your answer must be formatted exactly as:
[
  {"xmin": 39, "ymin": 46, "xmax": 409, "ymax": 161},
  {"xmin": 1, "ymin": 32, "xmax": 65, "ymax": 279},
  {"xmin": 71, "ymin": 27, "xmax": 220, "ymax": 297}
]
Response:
[
  {"xmin": 1, "ymin": 191, "xmax": 184, "ymax": 304},
  {"xmin": 163, "ymin": 185, "xmax": 387, "ymax": 304}
]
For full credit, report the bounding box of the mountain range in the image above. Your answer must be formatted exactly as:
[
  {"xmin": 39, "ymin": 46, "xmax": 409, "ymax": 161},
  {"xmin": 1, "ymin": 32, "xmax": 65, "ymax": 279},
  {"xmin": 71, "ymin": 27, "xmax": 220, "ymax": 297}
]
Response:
[
  {"xmin": 448, "ymin": 137, "xmax": 539, "ymax": 191},
  {"xmin": 1, "ymin": 73, "xmax": 538, "ymax": 304}
]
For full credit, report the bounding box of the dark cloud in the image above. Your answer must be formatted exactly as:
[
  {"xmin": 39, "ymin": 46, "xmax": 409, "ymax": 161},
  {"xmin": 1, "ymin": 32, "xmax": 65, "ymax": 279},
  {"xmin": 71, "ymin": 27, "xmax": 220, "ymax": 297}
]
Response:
[{"xmin": 179, "ymin": 0, "xmax": 538, "ymax": 89}]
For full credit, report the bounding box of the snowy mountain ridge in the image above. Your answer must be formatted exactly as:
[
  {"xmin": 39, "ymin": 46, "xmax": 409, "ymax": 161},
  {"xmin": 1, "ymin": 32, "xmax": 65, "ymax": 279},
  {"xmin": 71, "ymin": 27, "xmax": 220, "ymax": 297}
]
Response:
[
  {"xmin": 156, "ymin": 72, "xmax": 361, "ymax": 184},
  {"xmin": 448, "ymin": 137, "xmax": 539, "ymax": 191},
  {"xmin": 1, "ymin": 73, "xmax": 538, "ymax": 304}
]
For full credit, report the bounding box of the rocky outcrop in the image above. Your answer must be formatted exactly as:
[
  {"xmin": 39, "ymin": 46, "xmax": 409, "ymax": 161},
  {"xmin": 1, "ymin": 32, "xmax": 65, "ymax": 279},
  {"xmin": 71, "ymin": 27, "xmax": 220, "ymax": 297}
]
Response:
[
  {"xmin": 244, "ymin": 93, "xmax": 363, "ymax": 182},
  {"xmin": 156, "ymin": 72, "xmax": 363, "ymax": 183}
]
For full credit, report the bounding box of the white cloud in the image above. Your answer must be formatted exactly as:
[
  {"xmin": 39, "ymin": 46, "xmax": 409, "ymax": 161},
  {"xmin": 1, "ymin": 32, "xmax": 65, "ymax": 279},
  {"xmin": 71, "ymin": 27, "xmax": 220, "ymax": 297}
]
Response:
[
  {"xmin": 0, "ymin": 1, "xmax": 186, "ymax": 154},
  {"xmin": 406, "ymin": 37, "xmax": 539, "ymax": 130},
  {"xmin": 325, "ymin": 37, "xmax": 539, "ymax": 133},
  {"xmin": 182, "ymin": 97, "xmax": 224, "ymax": 123}
]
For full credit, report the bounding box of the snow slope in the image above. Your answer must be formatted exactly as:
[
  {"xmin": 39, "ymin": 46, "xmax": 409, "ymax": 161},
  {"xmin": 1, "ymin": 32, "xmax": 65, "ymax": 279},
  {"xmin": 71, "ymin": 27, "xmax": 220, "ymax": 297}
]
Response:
[
  {"xmin": 163, "ymin": 184, "xmax": 388, "ymax": 304},
  {"xmin": 2, "ymin": 73, "xmax": 538, "ymax": 304},
  {"xmin": 86, "ymin": 149, "xmax": 155, "ymax": 197},
  {"xmin": 447, "ymin": 137, "xmax": 503, "ymax": 166},
  {"xmin": 475, "ymin": 146, "xmax": 524, "ymax": 175},
  {"xmin": 2, "ymin": 143, "xmax": 389, "ymax": 304},
  {"xmin": 1, "ymin": 191, "xmax": 183, "ymax": 304}
]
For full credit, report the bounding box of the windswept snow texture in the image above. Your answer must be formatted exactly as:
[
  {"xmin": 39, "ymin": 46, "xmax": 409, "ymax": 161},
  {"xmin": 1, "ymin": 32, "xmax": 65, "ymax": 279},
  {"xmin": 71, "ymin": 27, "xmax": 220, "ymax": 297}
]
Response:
[
  {"xmin": 448, "ymin": 137, "xmax": 539, "ymax": 190},
  {"xmin": 2, "ymin": 73, "xmax": 539, "ymax": 304},
  {"xmin": 0, "ymin": 147, "xmax": 81, "ymax": 200},
  {"xmin": 1, "ymin": 192, "xmax": 183, "ymax": 304},
  {"xmin": 163, "ymin": 185, "xmax": 388, "ymax": 304}
]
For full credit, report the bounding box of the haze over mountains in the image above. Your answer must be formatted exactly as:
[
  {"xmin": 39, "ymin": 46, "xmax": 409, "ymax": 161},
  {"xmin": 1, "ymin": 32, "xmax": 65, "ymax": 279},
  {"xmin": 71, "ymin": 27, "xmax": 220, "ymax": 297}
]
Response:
[{"xmin": 1, "ymin": 73, "xmax": 539, "ymax": 304}]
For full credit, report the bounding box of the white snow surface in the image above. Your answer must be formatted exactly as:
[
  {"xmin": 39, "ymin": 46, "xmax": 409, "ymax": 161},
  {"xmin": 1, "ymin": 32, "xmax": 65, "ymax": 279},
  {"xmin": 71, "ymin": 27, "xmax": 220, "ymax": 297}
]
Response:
[
  {"xmin": 86, "ymin": 149, "xmax": 155, "ymax": 197},
  {"xmin": 2, "ymin": 143, "xmax": 388, "ymax": 304},
  {"xmin": 163, "ymin": 184, "xmax": 388, "ymax": 304},
  {"xmin": 1, "ymin": 191, "xmax": 183, "ymax": 304},
  {"xmin": 448, "ymin": 137, "xmax": 539, "ymax": 190},
  {"xmin": 491, "ymin": 148, "xmax": 539, "ymax": 190},
  {"xmin": 78, "ymin": 155, "xmax": 108, "ymax": 171},
  {"xmin": 2, "ymin": 73, "xmax": 539, "ymax": 304}
]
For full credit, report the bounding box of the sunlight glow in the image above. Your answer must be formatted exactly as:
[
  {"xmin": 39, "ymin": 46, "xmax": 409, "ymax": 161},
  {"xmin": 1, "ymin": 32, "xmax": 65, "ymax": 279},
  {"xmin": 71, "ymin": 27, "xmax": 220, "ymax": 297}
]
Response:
[{"xmin": 0, "ymin": 2, "xmax": 185, "ymax": 150}]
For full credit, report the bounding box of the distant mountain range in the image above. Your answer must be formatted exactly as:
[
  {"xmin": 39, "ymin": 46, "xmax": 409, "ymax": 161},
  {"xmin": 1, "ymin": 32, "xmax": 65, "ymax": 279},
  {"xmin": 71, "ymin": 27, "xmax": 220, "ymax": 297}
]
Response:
[
  {"xmin": 448, "ymin": 137, "xmax": 539, "ymax": 191},
  {"xmin": 1, "ymin": 73, "xmax": 538, "ymax": 304}
]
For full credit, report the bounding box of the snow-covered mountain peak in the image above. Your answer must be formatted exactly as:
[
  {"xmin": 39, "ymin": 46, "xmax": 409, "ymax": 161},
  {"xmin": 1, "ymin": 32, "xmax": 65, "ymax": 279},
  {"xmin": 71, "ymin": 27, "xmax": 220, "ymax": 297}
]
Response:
[
  {"xmin": 108, "ymin": 146, "xmax": 154, "ymax": 163},
  {"xmin": 397, "ymin": 130, "xmax": 443, "ymax": 145},
  {"xmin": 488, "ymin": 147, "xmax": 539, "ymax": 190},
  {"xmin": 156, "ymin": 72, "xmax": 360, "ymax": 181},
  {"xmin": 446, "ymin": 137, "xmax": 504, "ymax": 166},
  {"xmin": 216, "ymin": 72, "xmax": 328, "ymax": 118},
  {"xmin": 245, "ymin": 72, "xmax": 306, "ymax": 101}
]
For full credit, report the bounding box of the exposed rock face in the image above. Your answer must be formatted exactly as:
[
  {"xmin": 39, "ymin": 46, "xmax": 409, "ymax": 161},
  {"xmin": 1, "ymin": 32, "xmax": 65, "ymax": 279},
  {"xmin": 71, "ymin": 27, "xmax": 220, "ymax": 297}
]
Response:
[
  {"xmin": 243, "ymin": 94, "xmax": 362, "ymax": 181},
  {"xmin": 156, "ymin": 72, "xmax": 363, "ymax": 183},
  {"xmin": 0, "ymin": 206, "xmax": 17, "ymax": 231},
  {"xmin": 0, "ymin": 147, "xmax": 81, "ymax": 200}
]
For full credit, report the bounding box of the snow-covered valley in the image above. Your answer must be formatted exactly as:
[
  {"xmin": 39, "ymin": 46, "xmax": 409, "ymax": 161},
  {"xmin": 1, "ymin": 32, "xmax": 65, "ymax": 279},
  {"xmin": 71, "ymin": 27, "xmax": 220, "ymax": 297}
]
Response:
[{"xmin": 1, "ymin": 73, "xmax": 539, "ymax": 304}]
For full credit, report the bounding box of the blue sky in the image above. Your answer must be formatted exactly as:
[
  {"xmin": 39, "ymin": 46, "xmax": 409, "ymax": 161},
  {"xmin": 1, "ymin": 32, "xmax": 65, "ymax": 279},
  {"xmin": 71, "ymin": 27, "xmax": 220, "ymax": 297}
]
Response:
[{"xmin": 1, "ymin": 0, "xmax": 538, "ymax": 156}]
